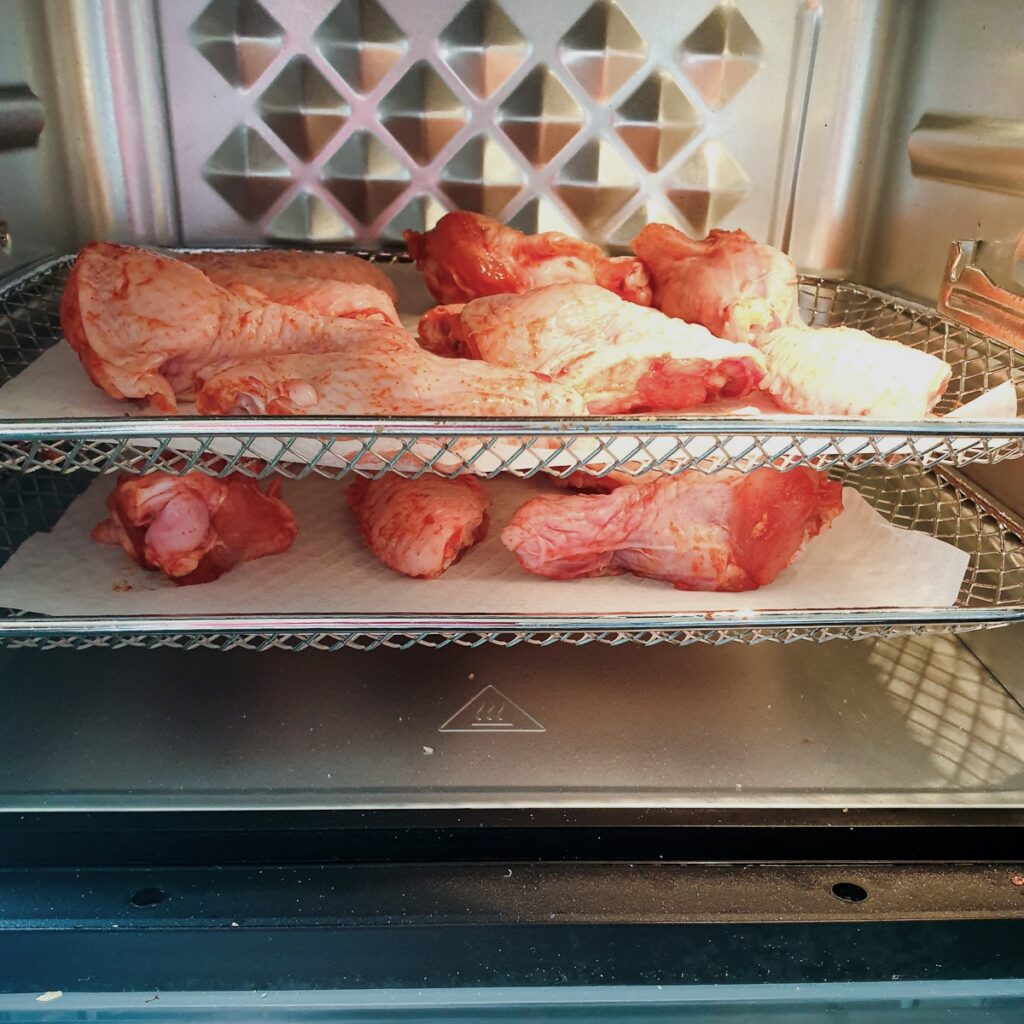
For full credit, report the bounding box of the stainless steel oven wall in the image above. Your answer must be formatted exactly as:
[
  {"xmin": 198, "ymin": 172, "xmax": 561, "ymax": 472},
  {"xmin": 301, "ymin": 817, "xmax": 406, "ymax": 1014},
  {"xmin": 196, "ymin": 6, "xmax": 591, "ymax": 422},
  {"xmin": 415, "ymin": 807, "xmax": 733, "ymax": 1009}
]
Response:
[
  {"xmin": 155, "ymin": 0, "xmax": 813, "ymax": 250},
  {"xmin": 0, "ymin": 0, "xmax": 176, "ymax": 273}
]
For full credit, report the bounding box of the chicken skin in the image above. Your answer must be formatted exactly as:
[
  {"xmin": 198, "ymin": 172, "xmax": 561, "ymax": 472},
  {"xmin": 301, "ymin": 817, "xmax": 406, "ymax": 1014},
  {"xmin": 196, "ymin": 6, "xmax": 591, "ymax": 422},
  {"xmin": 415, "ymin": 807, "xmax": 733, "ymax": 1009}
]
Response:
[
  {"xmin": 185, "ymin": 249, "xmax": 398, "ymax": 302},
  {"xmin": 405, "ymin": 211, "xmax": 652, "ymax": 306},
  {"xmin": 417, "ymin": 283, "xmax": 765, "ymax": 413},
  {"xmin": 92, "ymin": 470, "xmax": 297, "ymax": 585},
  {"xmin": 347, "ymin": 475, "xmax": 490, "ymax": 579},
  {"xmin": 633, "ymin": 224, "xmax": 800, "ymax": 344},
  {"xmin": 61, "ymin": 243, "xmax": 402, "ymax": 412},
  {"xmin": 502, "ymin": 467, "xmax": 842, "ymax": 591},
  {"xmin": 755, "ymin": 326, "xmax": 952, "ymax": 418}
]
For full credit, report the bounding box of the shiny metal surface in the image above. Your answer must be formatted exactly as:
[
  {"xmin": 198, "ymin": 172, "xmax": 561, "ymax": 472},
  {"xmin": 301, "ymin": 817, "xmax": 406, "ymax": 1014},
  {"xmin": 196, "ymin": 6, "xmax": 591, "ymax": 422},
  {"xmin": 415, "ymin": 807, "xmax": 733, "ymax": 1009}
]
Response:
[
  {"xmin": 158, "ymin": 0, "xmax": 805, "ymax": 246},
  {"xmin": 910, "ymin": 114, "xmax": 1024, "ymax": 199},
  {"xmin": 0, "ymin": 633, "xmax": 1021, "ymax": 809},
  {"xmin": 864, "ymin": 2, "xmax": 1024, "ymax": 304},
  {"xmin": 0, "ymin": 83, "xmax": 45, "ymax": 153},
  {"xmin": 940, "ymin": 240, "xmax": 1024, "ymax": 351}
]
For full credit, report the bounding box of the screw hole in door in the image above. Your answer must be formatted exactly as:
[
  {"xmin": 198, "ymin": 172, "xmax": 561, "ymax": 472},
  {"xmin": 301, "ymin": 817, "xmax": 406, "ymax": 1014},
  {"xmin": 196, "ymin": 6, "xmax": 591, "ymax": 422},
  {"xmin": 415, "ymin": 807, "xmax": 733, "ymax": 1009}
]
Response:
[
  {"xmin": 130, "ymin": 887, "xmax": 167, "ymax": 908},
  {"xmin": 831, "ymin": 881, "xmax": 868, "ymax": 903}
]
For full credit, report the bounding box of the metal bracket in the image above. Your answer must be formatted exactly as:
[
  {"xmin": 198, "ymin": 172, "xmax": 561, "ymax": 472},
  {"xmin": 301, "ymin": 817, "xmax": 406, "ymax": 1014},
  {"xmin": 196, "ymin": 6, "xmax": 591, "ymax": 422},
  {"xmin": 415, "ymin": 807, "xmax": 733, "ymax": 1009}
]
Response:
[{"xmin": 939, "ymin": 238, "xmax": 1024, "ymax": 349}]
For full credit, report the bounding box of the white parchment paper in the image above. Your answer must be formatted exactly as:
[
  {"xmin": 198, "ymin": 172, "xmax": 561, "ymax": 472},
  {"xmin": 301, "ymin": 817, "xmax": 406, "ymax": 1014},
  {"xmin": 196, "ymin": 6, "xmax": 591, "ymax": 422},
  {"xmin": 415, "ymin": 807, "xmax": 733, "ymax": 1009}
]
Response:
[
  {"xmin": 0, "ymin": 474, "xmax": 970, "ymax": 617},
  {"xmin": 0, "ymin": 264, "xmax": 1016, "ymax": 475}
]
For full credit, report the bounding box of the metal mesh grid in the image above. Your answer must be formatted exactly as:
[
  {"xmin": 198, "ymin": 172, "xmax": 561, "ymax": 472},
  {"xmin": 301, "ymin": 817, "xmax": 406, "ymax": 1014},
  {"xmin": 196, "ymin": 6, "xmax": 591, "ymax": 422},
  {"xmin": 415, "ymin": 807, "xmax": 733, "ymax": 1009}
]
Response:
[
  {"xmin": 0, "ymin": 462, "xmax": 1019, "ymax": 650},
  {"xmin": 0, "ymin": 253, "xmax": 1022, "ymax": 480}
]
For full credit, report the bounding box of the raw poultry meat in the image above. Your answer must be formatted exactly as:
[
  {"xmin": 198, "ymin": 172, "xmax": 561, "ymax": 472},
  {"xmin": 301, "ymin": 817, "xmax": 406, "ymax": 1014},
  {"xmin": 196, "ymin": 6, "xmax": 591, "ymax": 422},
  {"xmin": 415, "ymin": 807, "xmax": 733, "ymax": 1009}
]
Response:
[
  {"xmin": 194, "ymin": 332, "xmax": 587, "ymax": 417},
  {"xmin": 61, "ymin": 242, "xmax": 407, "ymax": 411},
  {"xmin": 347, "ymin": 475, "xmax": 490, "ymax": 579},
  {"xmin": 417, "ymin": 283, "xmax": 765, "ymax": 413},
  {"xmin": 188, "ymin": 266, "xmax": 400, "ymax": 325},
  {"xmin": 185, "ymin": 249, "xmax": 398, "ymax": 302},
  {"xmin": 405, "ymin": 211, "xmax": 652, "ymax": 306},
  {"xmin": 757, "ymin": 325, "xmax": 952, "ymax": 418},
  {"xmin": 502, "ymin": 467, "xmax": 842, "ymax": 591},
  {"xmin": 92, "ymin": 470, "xmax": 297, "ymax": 585},
  {"xmin": 633, "ymin": 224, "xmax": 800, "ymax": 344}
]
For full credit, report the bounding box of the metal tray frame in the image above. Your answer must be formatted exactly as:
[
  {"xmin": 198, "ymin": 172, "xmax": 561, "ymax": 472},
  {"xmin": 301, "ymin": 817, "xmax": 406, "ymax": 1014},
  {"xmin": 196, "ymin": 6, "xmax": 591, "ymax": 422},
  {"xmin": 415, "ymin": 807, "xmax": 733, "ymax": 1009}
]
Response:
[
  {"xmin": 0, "ymin": 251, "xmax": 1023, "ymax": 479},
  {"xmin": 0, "ymin": 462, "xmax": 1020, "ymax": 650}
]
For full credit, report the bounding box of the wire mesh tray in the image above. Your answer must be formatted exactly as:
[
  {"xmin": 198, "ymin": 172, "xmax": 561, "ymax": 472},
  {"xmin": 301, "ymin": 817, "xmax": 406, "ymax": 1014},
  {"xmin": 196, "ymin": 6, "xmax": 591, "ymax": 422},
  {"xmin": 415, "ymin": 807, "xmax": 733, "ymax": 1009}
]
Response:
[
  {"xmin": 0, "ymin": 463, "xmax": 1020, "ymax": 651},
  {"xmin": 0, "ymin": 251, "xmax": 1022, "ymax": 479}
]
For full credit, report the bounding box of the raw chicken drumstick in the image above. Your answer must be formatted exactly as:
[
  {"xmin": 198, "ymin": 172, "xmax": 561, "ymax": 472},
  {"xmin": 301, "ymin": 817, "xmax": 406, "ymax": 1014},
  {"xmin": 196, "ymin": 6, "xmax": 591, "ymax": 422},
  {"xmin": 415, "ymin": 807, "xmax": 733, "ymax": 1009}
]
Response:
[
  {"xmin": 633, "ymin": 223, "xmax": 800, "ymax": 344},
  {"xmin": 185, "ymin": 249, "xmax": 398, "ymax": 302},
  {"xmin": 502, "ymin": 467, "xmax": 842, "ymax": 592},
  {"xmin": 194, "ymin": 332, "xmax": 587, "ymax": 417},
  {"xmin": 61, "ymin": 242, "xmax": 406, "ymax": 411},
  {"xmin": 347, "ymin": 475, "xmax": 490, "ymax": 579},
  {"xmin": 92, "ymin": 470, "xmax": 297, "ymax": 585},
  {"xmin": 417, "ymin": 283, "xmax": 765, "ymax": 413},
  {"xmin": 756, "ymin": 326, "xmax": 952, "ymax": 418},
  {"xmin": 405, "ymin": 211, "xmax": 652, "ymax": 306}
]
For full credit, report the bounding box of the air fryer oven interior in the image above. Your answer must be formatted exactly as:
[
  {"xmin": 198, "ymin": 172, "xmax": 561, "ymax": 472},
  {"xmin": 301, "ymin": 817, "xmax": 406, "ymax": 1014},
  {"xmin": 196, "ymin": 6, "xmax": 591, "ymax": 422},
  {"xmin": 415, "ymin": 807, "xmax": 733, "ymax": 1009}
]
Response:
[{"xmin": 0, "ymin": 0, "xmax": 1022, "ymax": 815}]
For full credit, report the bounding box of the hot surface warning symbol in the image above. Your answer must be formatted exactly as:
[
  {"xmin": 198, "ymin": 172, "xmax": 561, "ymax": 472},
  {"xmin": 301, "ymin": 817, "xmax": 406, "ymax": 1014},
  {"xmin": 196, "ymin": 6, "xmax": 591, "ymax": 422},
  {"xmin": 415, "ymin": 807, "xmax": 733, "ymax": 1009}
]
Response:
[{"xmin": 439, "ymin": 685, "xmax": 545, "ymax": 733}]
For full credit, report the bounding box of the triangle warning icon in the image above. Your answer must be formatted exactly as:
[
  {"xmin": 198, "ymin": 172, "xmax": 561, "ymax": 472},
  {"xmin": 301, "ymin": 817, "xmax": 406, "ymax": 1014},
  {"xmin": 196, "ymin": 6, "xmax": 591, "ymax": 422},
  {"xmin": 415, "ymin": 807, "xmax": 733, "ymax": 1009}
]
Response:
[{"xmin": 439, "ymin": 685, "xmax": 545, "ymax": 733}]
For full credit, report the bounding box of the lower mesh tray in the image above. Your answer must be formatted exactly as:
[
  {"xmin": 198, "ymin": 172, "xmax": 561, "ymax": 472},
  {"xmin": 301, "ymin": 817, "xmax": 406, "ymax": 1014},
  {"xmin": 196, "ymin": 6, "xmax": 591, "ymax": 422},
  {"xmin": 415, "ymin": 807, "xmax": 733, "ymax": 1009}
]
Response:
[{"xmin": 0, "ymin": 463, "xmax": 1020, "ymax": 651}]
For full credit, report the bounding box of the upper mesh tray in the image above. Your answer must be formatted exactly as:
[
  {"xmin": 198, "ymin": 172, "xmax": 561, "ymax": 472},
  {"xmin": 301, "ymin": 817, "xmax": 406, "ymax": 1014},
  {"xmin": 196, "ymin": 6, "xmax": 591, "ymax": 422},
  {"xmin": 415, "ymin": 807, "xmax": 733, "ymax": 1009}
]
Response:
[{"xmin": 0, "ymin": 250, "xmax": 1022, "ymax": 479}]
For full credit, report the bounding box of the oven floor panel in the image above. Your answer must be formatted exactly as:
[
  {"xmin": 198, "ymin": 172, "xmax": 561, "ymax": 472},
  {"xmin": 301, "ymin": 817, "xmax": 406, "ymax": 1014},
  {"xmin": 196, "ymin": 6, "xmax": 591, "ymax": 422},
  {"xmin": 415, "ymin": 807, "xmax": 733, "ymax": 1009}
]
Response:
[{"xmin": 0, "ymin": 635, "xmax": 1021, "ymax": 810}]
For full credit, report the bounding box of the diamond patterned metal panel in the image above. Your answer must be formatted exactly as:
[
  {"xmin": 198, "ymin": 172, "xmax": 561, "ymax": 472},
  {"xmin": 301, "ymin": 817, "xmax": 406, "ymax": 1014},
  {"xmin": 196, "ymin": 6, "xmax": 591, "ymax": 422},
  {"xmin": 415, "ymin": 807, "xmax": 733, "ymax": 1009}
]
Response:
[
  {"xmin": 380, "ymin": 193, "xmax": 450, "ymax": 243},
  {"xmin": 189, "ymin": 0, "xmax": 284, "ymax": 89},
  {"xmin": 613, "ymin": 69, "xmax": 702, "ymax": 171},
  {"xmin": 507, "ymin": 197, "xmax": 577, "ymax": 235},
  {"xmin": 379, "ymin": 60, "xmax": 468, "ymax": 166},
  {"xmin": 314, "ymin": 0, "xmax": 407, "ymax": 95},
  {"xmin": 265, "ymin": 188, "xmax": 354, "ymax": 241},
  {"xmin": 439, "ymin": 0, "xmax": 530, "ymax": 100},
  {"xmin": 259, "ymin": 55, "xmax": 350, "ymax": 160},
  {"xmin": 202, "ymin": 124, "xmax": 292, "ymax": 220},
  {"xmin": 558, "ymin": 0, "xmax": 648, "ymax": 102},
  {"xmin": 439, "ymin": 134, "xmax": 524, "ymax": 218},
  {"xmin": 666, "ymin": 139, "xmax": 751, "ymax": 234},
  {"xmin": 320, "ymin": 130, "xmax": 410, "ymax": 224},
  {"xmin": 606, "ymin": 198, "xmax": 687, "ymax": 250},
  {"xmin": 162, "ymin": 1, "xmax": 799, "ymax": 246},
  {"xmin": 555, "ymin": 138, "xmax": 638, "ymax": 232},
  {"xmin": 678, "ymin": 3, "xmax": 763, "ymax": 109},
  {"xmin": 497, "ymin": 64, "xmax": 585, "ymax": 167}
]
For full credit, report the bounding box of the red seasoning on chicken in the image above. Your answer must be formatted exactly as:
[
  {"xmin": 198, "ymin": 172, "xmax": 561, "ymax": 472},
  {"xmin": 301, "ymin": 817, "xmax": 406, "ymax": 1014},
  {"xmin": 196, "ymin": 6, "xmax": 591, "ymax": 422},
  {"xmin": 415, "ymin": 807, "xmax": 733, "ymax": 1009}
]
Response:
[
  {"xmin": 756, "ymin": 325, "xmax": 952, "ymax": 418},
  {"xmin": 418, "ymin": 283, "xmax": 765, "ymax": 413},
  {"xmin": 347, "ymin": 475, "xmax": 490, "ymax": 579},
  {"xmin": 92, "ymin": 471, "xmax": 297, "ymax": 585},
  {"xmin": 502, "ymin": 467, "xmax": 842, "ymax": 592},
  {"xmin": 633, "ymin": 224, "xmax": 800, "ymax": 344},
  {"xmin": 61, "ymin": 242, "xmax": 409, "ymax": 411},
  {"xmin": 185, "ymin": 249, "xmax": 398, "ymax": 302},
  {"xmin": 188, "ymin": 268, "xmax": 401, "ymax": 325},
  {"xmin": 405, "ymin": 211, "xmax": 652, "ymax": 306},
  {"xmin": 194, "ymin": 331, "xmax": 587, "ymax": 417}
]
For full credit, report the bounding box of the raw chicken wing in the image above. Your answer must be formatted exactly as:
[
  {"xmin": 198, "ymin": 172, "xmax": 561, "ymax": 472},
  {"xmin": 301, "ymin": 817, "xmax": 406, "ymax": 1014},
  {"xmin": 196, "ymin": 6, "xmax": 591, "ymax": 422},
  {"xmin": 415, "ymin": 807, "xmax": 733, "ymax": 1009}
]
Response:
[
  {"xmin": 194, "ymin": 331, "xmax": 587, "ymax": 417},
  {"xmin": 347, "ymin": 475, "xmax": 490, "ymax": 579},
  {"xmin": 92, "ymin": 470, "xmax": 297, "ymax": 585},
  {"xmin": 756, "ymin": 325, "xmax": 952, "ymax": 418},
  {"xmin": 185, "ymin": 249, "xmax": 398, "ymax": 302},
  {"xmin": 61, "ymin": 243, "xmax": 407, "ymax": 411},
  {"xmin": 633, "ymin": 224, "xmax": 800, "ymax": 343},
  {"xmin": 502, "ymin": 467, "xmax": 842, "ymax": 591},
  {"xmin": 405, "ymin": 211, "xmax": 652, "ymax": 306},
  {"xmin": 417, "ymin": 283, "xmax": 765, "ymax": 413}
]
